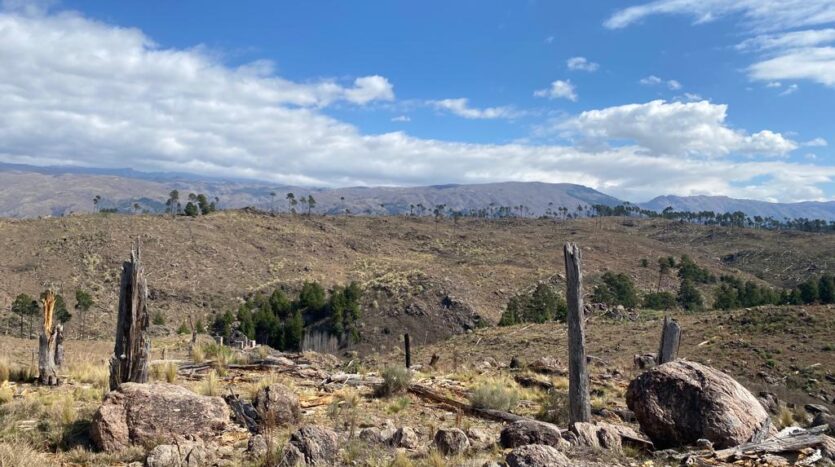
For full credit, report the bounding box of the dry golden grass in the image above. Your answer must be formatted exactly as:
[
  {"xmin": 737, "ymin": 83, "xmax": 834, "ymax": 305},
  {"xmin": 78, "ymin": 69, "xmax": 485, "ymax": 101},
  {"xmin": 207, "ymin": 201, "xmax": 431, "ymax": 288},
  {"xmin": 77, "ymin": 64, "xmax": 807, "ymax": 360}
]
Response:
[
  {"xmin": 0, "ymin": 439, "xmax": 48, "ymax": 466},
  {"xmin": 198, "ymin": 370, "xmax": 221, "ymax": 397}
]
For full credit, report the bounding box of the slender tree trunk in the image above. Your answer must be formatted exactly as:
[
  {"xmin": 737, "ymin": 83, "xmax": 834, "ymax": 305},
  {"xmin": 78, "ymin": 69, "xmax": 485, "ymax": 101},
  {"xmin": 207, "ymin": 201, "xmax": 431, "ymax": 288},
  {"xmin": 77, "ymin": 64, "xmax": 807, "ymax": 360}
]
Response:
[
  {"xmin": 109, "ymin": 239, "xmax": 151, "ymax": 391},
  {"xmin": 564, "ymin": 242, "xmax": 590, "ymax": 424}
]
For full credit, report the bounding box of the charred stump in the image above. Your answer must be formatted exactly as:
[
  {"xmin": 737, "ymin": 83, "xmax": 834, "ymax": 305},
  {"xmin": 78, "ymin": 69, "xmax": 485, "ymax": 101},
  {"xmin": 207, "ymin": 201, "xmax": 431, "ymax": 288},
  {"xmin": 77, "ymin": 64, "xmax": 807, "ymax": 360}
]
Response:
[
  {"xmin": 38, "ymin": 289, "xmax": 63, "ymax": 385},
  {"xmin": 108, "ymin": 239, "xmax": 151, "ymax": 391},
  {"xmin": 564, "ymin": 242, "xmax": 590, "ymax": 423}
]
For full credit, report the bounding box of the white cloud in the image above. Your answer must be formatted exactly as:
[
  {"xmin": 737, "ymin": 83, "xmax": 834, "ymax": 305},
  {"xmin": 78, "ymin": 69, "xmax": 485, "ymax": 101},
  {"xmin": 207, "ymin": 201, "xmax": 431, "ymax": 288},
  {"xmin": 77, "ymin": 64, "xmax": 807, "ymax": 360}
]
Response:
[
  {"xmin": 804, "ymin": 137, "xmax": 828, "ymax": 147},
  {"xmin": 605, "ymin": 0, "xmax": 835, "ymax": 33},
  {"xmin": 0, "ymin": 9, "xmax": 830, "ymax": 203},
  {"xmin": 534, "ymin": 80, "xmax": 578, "ymax": 101},
  {"xmin": 640, "ymin": 75, "xmax": 682, "ymax": 90},
  {"xmin": 779, "ymin": 83, "xmax": 799, "ymax": 95},
  {"xmin": 607, "ymin": 1, "xmax": 835, "ymax": 88},
  {"xmin": 566, "ymin": 56, "xmax": 599, "ymax": 72},
  {"xmin": 559, "ymin": 100, "xmax": 797, "ymax": 157},
  {"xmin": 429, "ymin": 98, "xmax": 520, "ymax": 119},
  {"xmin": 737, "ymin": 28, "xmax": 835, "ymax": 51},
  {"xmin": 545, "ymin": 35, "xmax": 555, "ymax": 44},
  {"xmin": 749, "ymin": 47, "xmax": 835, "ymax": 86},
  {"xmin": 391, "ymin": 115, "xmax": 410, "ymax": 123}
]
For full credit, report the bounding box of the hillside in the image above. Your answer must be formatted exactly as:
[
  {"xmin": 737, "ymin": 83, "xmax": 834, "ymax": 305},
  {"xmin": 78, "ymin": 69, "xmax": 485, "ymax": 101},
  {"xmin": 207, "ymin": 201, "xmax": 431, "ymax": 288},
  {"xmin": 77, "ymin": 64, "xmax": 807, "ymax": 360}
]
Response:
[
  {"xmin": 641, "ymin": 194, "xmax": 835, "ymax": 221},
  {"xmin": 0, "ymin": 211, "xmax": 829, "ymax": 352}
]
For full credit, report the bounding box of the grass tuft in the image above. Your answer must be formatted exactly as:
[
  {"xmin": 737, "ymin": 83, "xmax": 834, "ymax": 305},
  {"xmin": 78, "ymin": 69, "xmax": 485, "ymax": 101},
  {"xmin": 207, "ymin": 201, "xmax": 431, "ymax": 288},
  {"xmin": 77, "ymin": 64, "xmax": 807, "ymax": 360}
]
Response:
[
  {"xmin": 469, "ymin": 378, "xmax": 520, "ymax": 412},
  {"xmin": 198, "ymin": 370, "xmax": 221, "ymax": 396},
  {"xmin": 376, "ymin": 366, "xmax": 411, "ymax": 397}
]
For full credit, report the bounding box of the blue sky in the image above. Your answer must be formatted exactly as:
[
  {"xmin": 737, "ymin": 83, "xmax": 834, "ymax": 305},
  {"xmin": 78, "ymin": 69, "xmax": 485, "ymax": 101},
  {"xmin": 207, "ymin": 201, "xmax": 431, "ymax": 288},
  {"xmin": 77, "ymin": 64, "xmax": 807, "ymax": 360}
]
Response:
[{"xmin": 0, "ymin": 0, "xmax": 833, "ymax": 202}]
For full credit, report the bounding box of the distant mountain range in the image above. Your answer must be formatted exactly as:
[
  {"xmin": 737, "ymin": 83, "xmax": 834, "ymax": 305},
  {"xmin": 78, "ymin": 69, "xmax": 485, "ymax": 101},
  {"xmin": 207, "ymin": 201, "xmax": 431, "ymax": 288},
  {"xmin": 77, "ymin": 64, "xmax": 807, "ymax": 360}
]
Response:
[
  {"xmin": 0, "ymin": 162, "xmax": 833, "ymax": 220},
  {"xmin": 640, "ymin": 195, "xmax": 835, "ymax": 222}
]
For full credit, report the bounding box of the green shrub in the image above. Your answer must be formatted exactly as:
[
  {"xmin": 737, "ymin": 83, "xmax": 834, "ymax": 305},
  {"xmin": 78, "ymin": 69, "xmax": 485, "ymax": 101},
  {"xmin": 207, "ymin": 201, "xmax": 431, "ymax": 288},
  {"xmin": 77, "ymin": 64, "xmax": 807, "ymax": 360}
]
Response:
[
  {"xmin": 592, "ymin": 272, "xmax": 638, "ymax": 308},
  {"xmin": 499, "ymin": 283, "xmax": 567, "ymax": 325},
  {"xmin": 377, "ymin": 366, "xmax": 412, "ymax": 397},
  {"xmin": 677, "ymin": 279, "xmax": 704, "ymax": 311},
  {"xmin": 642, "ymin": 291, "xmax": 677, "ymax": 310},
  {"xmin": 469, "ymin": 380, "xmax": 519, "ymax": 412},
  {"xmin": 152, "ymin": 310, "xmax": 165, "ymax": 325},
  {"xmin": 537, "ymin": 390, "xmax": 568, "ymax": 425}
]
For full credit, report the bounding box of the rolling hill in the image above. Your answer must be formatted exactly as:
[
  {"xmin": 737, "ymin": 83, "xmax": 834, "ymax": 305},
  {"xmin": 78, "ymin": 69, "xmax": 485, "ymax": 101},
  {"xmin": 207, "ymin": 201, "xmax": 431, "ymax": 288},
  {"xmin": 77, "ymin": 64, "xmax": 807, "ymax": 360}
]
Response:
[{"xmin": 641, "ymin": 194, "xmax": 835, "ymax": 221}]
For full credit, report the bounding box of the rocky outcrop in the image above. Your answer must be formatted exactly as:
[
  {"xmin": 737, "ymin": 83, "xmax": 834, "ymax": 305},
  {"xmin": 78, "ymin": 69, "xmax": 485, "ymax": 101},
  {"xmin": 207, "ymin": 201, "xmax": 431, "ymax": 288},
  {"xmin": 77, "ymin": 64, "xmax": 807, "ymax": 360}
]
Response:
[
  {"xmin": 145, "ymin": 438, "xmax": 209, "ymax": 467},
  {"xmin": 505, "ymin": 444, "xmax": 571, "ymax": 467},
  {"xmin": 390, "ymin": 426, "xmax": 420, "ymax": 449},
  {"xmin": 626, "ymin": 360, "xmax": 771, "ymax": 449},
  {"xmin": 90, "ymin": 383, "xmax": 230, "ymax": 452},
  {"xmin": 500, "ymin": 420, "xmax": 563, "ymax": 449},
  {"xmin": 253, "ymin": 383, "xmax": 301, "ymax": 427},
  {"xmin": 280, "ymin": 426, "xmax": 339, "ymax": 466},
  {"xmin": 433, "ymin": 428, "xmax": 470, "ymax": 455}
]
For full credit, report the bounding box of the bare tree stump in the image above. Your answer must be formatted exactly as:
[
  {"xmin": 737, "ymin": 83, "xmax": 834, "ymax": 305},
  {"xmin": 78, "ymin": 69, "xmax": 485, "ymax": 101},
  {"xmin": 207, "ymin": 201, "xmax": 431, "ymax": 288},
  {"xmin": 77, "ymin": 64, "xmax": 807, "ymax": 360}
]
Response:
[
  {"xmin": 109, "ymin": 239, "xmax": 151, "ymax": 391},
  {"xmin": 564, "ymin": 242, "xmax": 590, "ymax": 423},
  {"xmin": 657, "ymin": 316, "xmax": 681, "ymax": 365},
  {"xmin": 38, "ymin": 290, "xmax": 63, "ymax": 386},
  {"xmin": 404, "ymin": 333, "xmax": 411, "ymax": 369}
]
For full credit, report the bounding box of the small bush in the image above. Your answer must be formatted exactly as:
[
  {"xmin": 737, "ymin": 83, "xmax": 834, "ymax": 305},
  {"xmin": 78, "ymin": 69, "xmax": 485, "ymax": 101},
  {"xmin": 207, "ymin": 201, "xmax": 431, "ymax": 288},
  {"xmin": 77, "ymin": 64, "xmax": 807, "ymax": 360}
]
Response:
[
  {"xmin": 386, "ymin": 396, "xmax": 411, "ymax": 414},
  {"xmin": 198, "ymin": 370, "xmax": 220, "ymax": 396},
  {"xmin": 152, "ymin": 310, "xmax": 166, "ymax": 326},
  {"xmin": 592, "ymin": 272, "xmax": 638, "ymax": 308},
  {"xmin": 177, "ymin": 322, "xmax": 189, "ymax": 334},
  {"xmin": 537, "ymin": 390, "xmax": 569, "ymax": 425},
  {"xmin": 190, "ymin": 345, "xmax": 205, "ymax": 363},
  {"xmin": 376, "ymin": 366, "xmax": 411, "ymax": 397},
  {"xmin": 0, "ymin": 357, "xmax": 9, "ymax": 383},
  {"xmin": 469, "ymin": 380, "xmax": 519, "ymax": 412},
  {"xmin": 642, "ymin": 291, "xmax": 677, "ymax": 310},
  {"xmin": 0, "ymin": 382, "xmax": 14, "ymax": 404}
]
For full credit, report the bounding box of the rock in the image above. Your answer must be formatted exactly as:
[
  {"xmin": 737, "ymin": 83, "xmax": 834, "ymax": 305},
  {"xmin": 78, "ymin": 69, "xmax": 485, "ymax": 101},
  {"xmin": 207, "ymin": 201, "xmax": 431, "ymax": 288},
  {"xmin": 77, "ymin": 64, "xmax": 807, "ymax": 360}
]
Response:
[
  {"xmin": 390, "ymin": 426, "xmax": 420, "ymax": 449},
  {"xmin": 510, "ymin": 356, "xmax": 521, "ymax": 369},
  {"xmin": 280, "ymin": 426, "xmax": 339, "ymax": 466},
  {"xmin": 813, "ymin": 412, "xmax": 835, "ymax": 434},
  {"xmin": 253, "ymin": 384, "xmax": 301, "ymax": 427},
  {"xmin": 145, "ymin": 438, "xmax": 208, "ymax": 467},
  {"xmin": 434, "ymin": 428, "xmax": 470, "ymax": 455},
  {"xmin": 90, "ymin": 383, "xmax": 230, "ymax": 452},
  {"xmin": 466, "ymin": 426, "xmax": 494, "ymax": 449},
  {"xmin": 359, "ymin": 427, "xmax": 385, "ymax": 444},
  {"xmin": 758, "ymin": 391, "xmax": 780, "ymax": 414},
  {"xmin": 500, "ymin": 420, "xmax": 563, "ymax": 449},
  {"xmin": 529, "ymin": 357, "xmax": 565, "ymax": 375},
  {"xmin": 505, "ymin": 444, "xmax": 570, "ymax": 467},
  {"xmin": 482, "ymin": 462, "xmax": 502, "ymax": 467},
  {"xmin": 626, "ymin": 360, "xmax": 771, "ymax": 449},
  {"xmin": 633, "ymin": 353, "xmax": 657, "ymax": 370},
  {"xmin": 805, "ymin": 404, "xmax": 831, "ymax": 415},
  {"xmin": 570, "ymin": 422, "xmax": 621, "ymax": 452},
  {"xmin": 246, "ymin": 434, "xmax": 268, "ymax": 458}
]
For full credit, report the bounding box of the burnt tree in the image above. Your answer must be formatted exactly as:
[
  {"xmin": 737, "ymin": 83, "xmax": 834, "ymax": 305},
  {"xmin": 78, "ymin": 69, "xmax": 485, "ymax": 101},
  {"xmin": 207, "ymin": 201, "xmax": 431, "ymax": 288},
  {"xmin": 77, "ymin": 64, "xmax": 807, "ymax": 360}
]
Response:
[
  {"xmin": 656, "ymin": 315, "xmax": 681, "ymax": 365},
  {"xmin": 38, "ymin": 289, "xmax": 64, "ymax": 385},
  {"xmin": 564, "ymin": 242, "xmax": 591, "ymax": 423},
  {"xmin": 109, "ymin": 239, "xmax": 151, "ymax": 391}
]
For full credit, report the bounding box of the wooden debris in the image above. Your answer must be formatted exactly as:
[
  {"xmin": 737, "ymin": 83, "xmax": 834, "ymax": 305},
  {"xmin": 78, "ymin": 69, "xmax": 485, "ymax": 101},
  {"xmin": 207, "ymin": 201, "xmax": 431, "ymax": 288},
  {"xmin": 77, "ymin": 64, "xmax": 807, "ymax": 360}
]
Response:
[
  {"xmin": 712, "ymin": 425, "xmax": 832, "ymax": 462},
  {"xmin": 408, "ymin": 383, "xmax": 526, "ymax": 424},
  {"xmin": 656, "ymin": 315, "xmax": 681, "ymax": 365},
  {"xmin": 37, "ymin": 289, "xmax": 63, "ymax": 386}
]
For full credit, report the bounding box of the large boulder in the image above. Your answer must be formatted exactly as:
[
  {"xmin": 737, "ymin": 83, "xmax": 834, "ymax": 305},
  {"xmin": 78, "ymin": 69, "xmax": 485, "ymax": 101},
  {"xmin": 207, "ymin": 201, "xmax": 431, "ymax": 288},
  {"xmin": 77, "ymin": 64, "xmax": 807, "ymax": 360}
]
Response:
[
  {"xmin": 500, "ymin": 420, "xmax": 563, "ymax": 449},
  {"xmin": 626, "ymin": 360, "xmax": 771, "ymax": 449},
  {"xmin": 280, "ymin": 426, "xmax": 339, "ymax": 466},
  {"xmin": 253, "ymin": 383, "xmax": 301, "ymax": 427},
  {"xmin": 390, "ymin": 426, "xmax": 420, "ymax": 449},
  {"xmin": 145, "ymin": 438, "xmax": 209, "ymax": 467},
  {"xmin": 505, "ymin": 444, "xmax": 571, "ymax": 467},
  {"xmin": 433, "ymin": 428, "xmax": 470, "ymax": 455},
  {"xmin": 90, "ymin": 383, "xmax": 231, "ymax": 452}
]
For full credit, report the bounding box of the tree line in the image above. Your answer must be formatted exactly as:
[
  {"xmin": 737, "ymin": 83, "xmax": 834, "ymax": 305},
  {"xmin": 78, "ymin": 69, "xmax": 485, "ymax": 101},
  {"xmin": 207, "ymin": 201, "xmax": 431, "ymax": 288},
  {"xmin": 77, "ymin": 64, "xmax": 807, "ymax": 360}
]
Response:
[{"xmin": 9, "ymin": 289, "xmax": 94, "ymax": 338}]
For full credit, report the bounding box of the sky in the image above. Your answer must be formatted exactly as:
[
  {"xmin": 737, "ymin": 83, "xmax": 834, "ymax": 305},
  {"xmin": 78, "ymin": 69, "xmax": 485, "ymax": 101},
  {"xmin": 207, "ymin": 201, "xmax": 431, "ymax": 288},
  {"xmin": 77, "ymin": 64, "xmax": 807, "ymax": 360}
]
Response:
[{"xmin": 0, "ymin": 0, "xmax": 834, "ymax": 202}]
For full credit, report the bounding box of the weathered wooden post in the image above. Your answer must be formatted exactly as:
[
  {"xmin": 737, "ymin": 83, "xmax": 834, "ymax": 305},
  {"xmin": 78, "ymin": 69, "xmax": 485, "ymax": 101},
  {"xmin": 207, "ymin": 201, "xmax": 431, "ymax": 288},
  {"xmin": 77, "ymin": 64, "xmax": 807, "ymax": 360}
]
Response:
[
  {"xmin": 404, "ymin": 333, "xmax": 411, "ymax": 369},
  {"xmin": 564, "ymin": 242, "xmax": 590, "ymax": 423},
  {"xmin": 109, "ymin": 239, "xmax": 150, "ymax": 391},
  {"xmin": 657, "ymin": 315, "xmax": 681, "ymax": 365},
  {"xmin": 38, "ymin": 289, "xmax": 63, "ymax": 385}
]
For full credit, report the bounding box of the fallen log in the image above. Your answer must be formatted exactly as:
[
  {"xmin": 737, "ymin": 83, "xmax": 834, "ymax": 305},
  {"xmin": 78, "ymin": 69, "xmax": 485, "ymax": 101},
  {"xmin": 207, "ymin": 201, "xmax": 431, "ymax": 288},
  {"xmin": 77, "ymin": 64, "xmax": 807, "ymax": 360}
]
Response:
[
  {"xmin": 224, "ymin": 390, "xmax": 259, "ymax": 433},
  {"xmin": 514, "ymin": 374, "xmax": 555, "ymax": 391},
  {"xmin": 712, "ymin": 425, "xmax": 832, "ymax": 462},
  {"xmin": 408, "ymin": 383, "xmax": 526, "ymax": 424}
]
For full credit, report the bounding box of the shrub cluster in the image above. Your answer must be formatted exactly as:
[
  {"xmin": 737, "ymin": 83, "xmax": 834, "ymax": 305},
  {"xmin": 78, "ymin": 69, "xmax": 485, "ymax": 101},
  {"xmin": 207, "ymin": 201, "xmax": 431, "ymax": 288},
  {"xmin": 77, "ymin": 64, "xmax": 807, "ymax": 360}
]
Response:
[{"xmin": 499, "ymin": 283, "xmax": 567, "ymax": 326}]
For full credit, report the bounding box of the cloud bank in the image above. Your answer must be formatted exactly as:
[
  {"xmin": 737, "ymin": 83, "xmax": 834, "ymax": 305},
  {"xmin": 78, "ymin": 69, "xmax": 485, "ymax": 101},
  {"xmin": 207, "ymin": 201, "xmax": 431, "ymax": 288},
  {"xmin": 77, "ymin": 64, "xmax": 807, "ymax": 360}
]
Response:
[{"xmin": 0, "ymin": 8, "xmax": 832, "ymax": 202}]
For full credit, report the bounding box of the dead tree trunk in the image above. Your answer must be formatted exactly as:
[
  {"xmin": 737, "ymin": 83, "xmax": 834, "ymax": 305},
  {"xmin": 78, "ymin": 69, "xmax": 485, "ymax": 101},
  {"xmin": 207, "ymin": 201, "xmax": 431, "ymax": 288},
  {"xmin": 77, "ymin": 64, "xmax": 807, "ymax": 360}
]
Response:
[
  {"xmin": 564, "ymin": 242, "xmax": 591, "ymax": 423},
  {"xmin": 38, "ymin": 290, "xmax": 63, "ymax": 386},
  {"xmin": 404, "ymin": 333, "xmax": 411, "ymax": 369},
  {"xmin": 656, "ymin": 315, "xmax": 681, "ymax": 365},
  {"xmin": 109, "ymin": 239, "xmax": 151, "ymax": 391}
]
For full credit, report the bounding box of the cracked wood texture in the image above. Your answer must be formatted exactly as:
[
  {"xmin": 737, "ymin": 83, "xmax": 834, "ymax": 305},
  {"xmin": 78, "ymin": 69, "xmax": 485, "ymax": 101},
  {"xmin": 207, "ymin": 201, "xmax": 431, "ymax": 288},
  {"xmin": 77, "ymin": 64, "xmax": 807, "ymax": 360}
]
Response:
[{"xmin": 109, "ymin": 239, "xmax": 150, "ymax": 391}]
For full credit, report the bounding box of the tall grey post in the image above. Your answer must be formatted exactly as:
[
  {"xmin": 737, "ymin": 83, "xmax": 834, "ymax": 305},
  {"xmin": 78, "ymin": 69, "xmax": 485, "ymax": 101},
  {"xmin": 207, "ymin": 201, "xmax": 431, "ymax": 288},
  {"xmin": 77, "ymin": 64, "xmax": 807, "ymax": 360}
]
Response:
[{"xmin": 564, "ymin": 242, "xmax": 590, "ymax": 424}]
